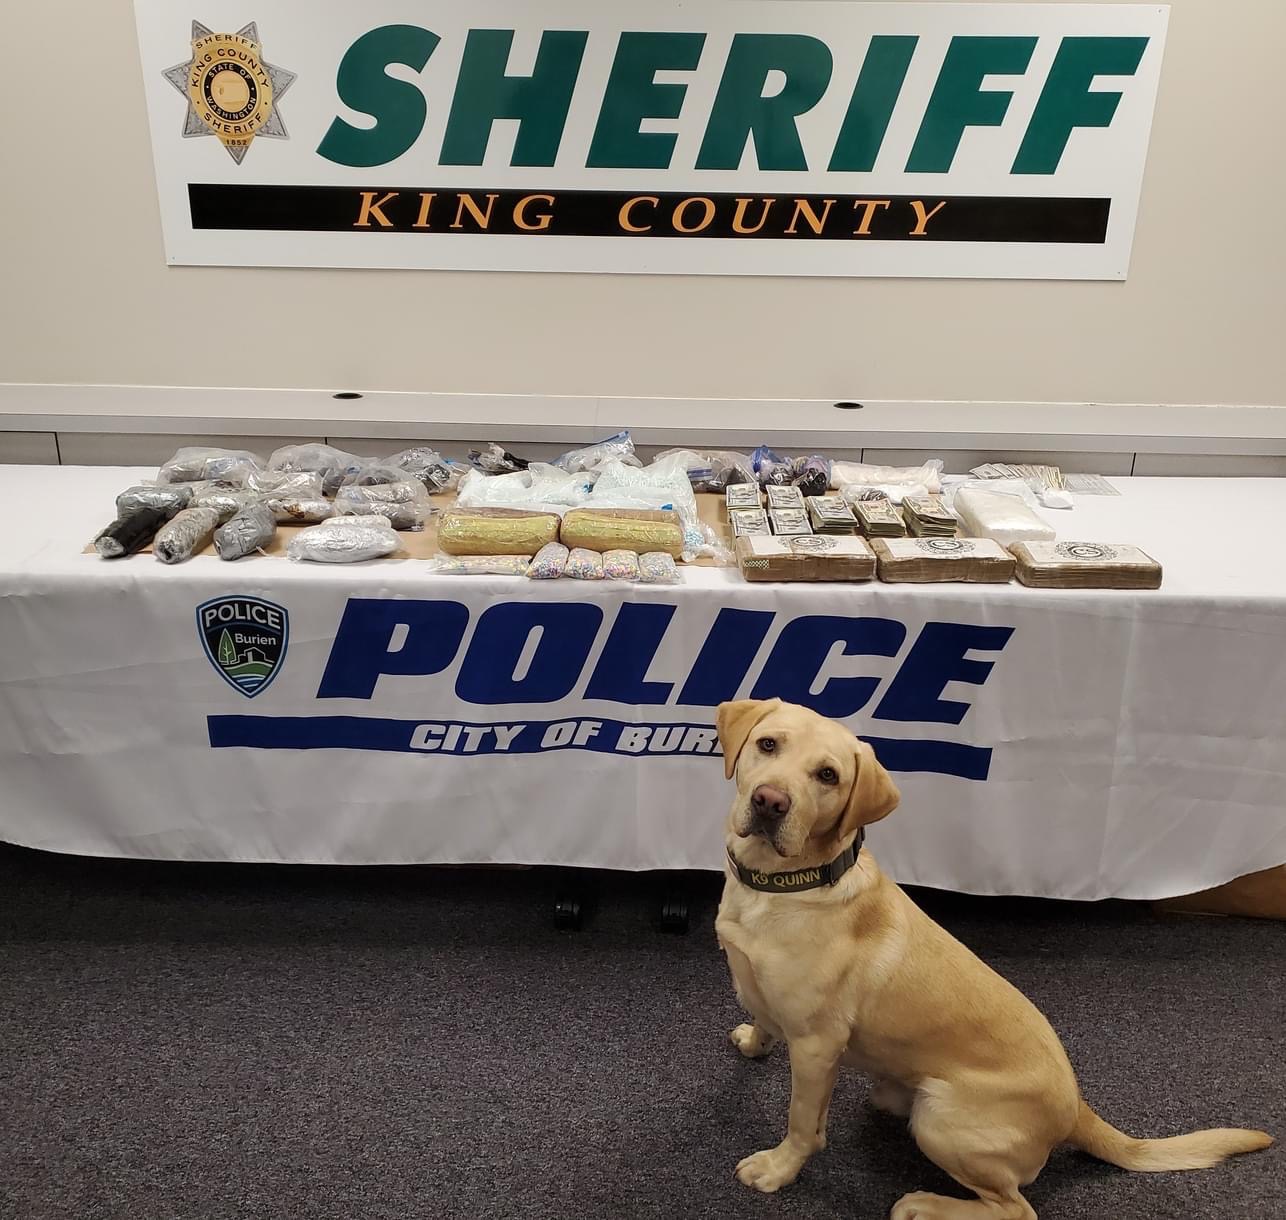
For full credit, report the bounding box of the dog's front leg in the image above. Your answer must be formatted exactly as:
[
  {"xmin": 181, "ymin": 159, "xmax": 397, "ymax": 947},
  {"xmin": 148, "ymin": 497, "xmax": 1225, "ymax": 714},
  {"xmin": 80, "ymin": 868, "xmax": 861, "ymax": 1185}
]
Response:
[{"xmin": 736, "ymin": 1035, "xmax": 843, "ymax": 1193}]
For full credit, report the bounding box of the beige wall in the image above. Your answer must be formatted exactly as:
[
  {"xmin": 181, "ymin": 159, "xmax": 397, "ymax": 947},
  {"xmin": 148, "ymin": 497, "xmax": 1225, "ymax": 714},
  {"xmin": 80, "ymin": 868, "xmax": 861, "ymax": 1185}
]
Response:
[{"xmin": 2, "ymin": 0, "xmax": 1283, "ymax": 410}]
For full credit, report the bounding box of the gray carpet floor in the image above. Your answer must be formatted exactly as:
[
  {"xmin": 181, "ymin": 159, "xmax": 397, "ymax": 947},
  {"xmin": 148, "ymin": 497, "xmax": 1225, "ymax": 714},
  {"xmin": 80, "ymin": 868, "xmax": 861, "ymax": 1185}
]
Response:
[{"xmin": 0, "ymin": 846, "xmax": 1281, "ymax": 1220}]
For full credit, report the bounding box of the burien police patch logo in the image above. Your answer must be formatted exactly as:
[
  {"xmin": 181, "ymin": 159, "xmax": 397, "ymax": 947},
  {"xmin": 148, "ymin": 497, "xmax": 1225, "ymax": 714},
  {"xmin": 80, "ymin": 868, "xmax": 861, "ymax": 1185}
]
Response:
[
  {"xmin": 197, "ymin": 596, "xmax": 289, "ymax": 697},
  {"xmin": 163, "ymin": 21, "xmax": 296, "ymax": 163}
]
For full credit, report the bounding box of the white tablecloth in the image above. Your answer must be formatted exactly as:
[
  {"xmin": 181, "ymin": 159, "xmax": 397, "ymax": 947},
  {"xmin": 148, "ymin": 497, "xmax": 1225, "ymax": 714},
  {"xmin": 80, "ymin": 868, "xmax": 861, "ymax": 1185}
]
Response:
[{"xmin": 2, "ymin": 465, "xmax": 1285, "ymax": 900}]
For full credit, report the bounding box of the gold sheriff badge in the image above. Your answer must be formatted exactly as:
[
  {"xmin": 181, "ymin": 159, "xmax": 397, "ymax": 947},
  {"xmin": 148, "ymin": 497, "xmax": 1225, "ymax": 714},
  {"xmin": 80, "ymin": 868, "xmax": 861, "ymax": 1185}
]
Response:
[{"xmin": 163, "ymin": 21, "xmax": 295, "ymax": 163}]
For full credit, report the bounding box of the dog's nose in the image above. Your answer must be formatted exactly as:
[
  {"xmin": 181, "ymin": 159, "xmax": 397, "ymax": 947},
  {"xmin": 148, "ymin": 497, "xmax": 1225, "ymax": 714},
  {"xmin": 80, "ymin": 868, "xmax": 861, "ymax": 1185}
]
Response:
[{"xmin": 751, "ymin": 785, "xmax": 791, "ymax": 820}]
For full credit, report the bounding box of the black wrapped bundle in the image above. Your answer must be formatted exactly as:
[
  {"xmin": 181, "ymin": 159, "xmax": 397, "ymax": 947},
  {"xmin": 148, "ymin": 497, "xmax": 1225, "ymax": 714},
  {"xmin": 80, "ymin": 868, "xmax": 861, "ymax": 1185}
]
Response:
[{"xmin": 93, "ymin": 507, "xmax": 169, "ymax": 558}]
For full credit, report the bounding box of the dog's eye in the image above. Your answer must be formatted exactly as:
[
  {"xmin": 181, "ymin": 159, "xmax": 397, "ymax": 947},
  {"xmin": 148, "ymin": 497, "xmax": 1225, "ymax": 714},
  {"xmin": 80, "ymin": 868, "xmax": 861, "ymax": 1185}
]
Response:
[
  {"xmin": 817, "ymin": 766, "xmax": 838, "ymax": 785},
  {"xmin": 757, "ymin": 737, "xmax": 776, "ymax": 754}
]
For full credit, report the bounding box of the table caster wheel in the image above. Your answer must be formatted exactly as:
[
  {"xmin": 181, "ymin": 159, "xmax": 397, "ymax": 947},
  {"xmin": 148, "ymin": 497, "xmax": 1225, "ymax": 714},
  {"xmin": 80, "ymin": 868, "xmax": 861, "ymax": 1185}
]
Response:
[
  {"xmin": 659, "ymin": 895, "xmax": 689, "ymax": 934},
  {"xmin": 553, "ymin": 894, "xmax": 583, "ymax": 930}
]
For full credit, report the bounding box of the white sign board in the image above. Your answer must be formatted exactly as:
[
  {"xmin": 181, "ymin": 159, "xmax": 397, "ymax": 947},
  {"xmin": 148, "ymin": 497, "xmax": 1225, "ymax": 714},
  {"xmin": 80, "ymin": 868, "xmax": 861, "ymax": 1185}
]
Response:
[{"xmin": 133, "ymin": 2, "xmax": 1169, "ymax": 278}]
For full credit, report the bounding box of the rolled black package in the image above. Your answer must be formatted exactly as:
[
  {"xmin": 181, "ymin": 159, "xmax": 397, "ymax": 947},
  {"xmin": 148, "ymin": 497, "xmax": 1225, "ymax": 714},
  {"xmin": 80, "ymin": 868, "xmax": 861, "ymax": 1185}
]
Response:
[
  {"xmin": 214, "ymin": 502, "xmax": 277, "ymax": 561},
  {"xmin": 93, "ymin": 507, "xmax": 169, "ymax": 558}
]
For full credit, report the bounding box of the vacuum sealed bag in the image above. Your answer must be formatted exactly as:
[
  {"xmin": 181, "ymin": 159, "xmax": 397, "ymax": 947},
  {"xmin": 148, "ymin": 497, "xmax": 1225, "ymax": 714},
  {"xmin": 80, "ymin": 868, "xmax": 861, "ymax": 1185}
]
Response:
[
  {"xmin": 214, "ymin": 502, "xmax": 277, "ymax": 561},
  {"xmin": 564, "ymin": 547, "xmax": 605, "ymax": 580},
  {"xmin": 154, "ymin": 505, "xmax": 221, "ymax": 564},
  {"xmin": 637, "ymin": 552, "xmax": 681, "ymax": 584},
  {"xmin": 831, "ymin": 460, "xmax": 943, "ymax": 494},
  {"xmin": 438, "ymin": 507, "xmax": 561, "ymax": 555},
  {"xmin": 287, "ymin": 517, "xmax": 400, "ymax": 563},
  {"xmin": 603, "ymin": 549, "xmax": 642, "ymax": 581},
  {"xmin": 527, "ymin": 541, "xmax": 570, "ymax": 580},
  {"xmin": 192, "ymin": 486, "xmax": 256, "ymax": 522},
  {"xmin": 115, "ymin": 484, "xmax": 193, "ymax": 518},
  {"xmin": 952, "ymin": 487, "xmax": 1055, "ymax": 547},
  {"xmin": 559, "ymin": 508, "xmax": 685, "ymax": 557}
]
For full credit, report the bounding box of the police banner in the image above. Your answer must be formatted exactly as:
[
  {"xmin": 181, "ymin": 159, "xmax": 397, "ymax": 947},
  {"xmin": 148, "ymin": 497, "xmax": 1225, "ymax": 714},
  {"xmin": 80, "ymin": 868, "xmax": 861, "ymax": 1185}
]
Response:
[
  {"xmin": 5, "ymin": 552, "xmax": 1286, "ymax": 903},
  {"xmin": 132, "ymin": 2, "xmax": 1169, "ymax": 279}
]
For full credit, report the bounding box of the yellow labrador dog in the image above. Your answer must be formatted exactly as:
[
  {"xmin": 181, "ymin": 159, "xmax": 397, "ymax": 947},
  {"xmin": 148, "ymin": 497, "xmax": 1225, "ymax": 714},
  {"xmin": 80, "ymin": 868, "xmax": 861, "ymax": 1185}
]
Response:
[{"xmin": 715, "ymin": 698, "xmax": 1271, "ymax": 1220}]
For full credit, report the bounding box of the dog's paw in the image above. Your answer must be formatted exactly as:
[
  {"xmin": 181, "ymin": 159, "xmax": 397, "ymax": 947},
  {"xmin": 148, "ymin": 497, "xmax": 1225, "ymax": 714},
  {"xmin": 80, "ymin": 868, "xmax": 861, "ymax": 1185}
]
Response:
[
  {"xmin": 735, "ymin": 1147, "xmax": 804, "ymax": 1193},
  {"xmin": 729, "ymin": 1023, "xmax": 775, "ymax": 1059},
  {"xmin": 890, "ymin": 1191, "xmax": 946, "ymax": 1220}
]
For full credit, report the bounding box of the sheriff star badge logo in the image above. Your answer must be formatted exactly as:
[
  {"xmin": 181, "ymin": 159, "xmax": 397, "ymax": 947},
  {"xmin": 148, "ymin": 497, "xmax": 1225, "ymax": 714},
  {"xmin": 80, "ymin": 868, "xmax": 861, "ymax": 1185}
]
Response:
[{"xmin": 163, "ymin": 21, "xmax": 296, "ymax": 163}]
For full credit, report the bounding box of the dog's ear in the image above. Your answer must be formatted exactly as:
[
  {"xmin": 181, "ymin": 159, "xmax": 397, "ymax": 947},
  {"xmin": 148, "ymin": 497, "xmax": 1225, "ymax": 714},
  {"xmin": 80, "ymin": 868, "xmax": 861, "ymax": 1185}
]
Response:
[
  {"xmin": 837, "ymin": 739, "xmax": 900, "ymax": 839},
  {"xmin": 715, "ymin": 698, "xmax": 781, "ymax": 780}
]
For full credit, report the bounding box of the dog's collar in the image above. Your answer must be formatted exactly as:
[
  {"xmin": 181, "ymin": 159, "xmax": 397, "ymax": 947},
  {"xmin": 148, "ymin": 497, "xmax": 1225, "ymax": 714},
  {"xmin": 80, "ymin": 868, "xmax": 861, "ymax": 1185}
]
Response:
[{"xmin": 726, "ymin": 830, "xmax": 864, "ymax": 894}]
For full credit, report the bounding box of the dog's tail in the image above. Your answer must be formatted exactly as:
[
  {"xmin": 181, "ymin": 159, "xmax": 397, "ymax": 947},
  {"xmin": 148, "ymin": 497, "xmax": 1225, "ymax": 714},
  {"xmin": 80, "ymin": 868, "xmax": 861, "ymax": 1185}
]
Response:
[{"xmin": 1069, "ymin": 1100, "xmax": 1273, "ymax": 1172}]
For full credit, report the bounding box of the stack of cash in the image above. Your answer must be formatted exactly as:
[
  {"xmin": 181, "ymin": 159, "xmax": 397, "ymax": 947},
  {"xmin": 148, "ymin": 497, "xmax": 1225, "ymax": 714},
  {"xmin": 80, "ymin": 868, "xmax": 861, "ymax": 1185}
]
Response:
[
  {"xmin": 766, "ymin": 485, "xmax": 806, "ymax": 511},
  {"xmin": 806, "ymin": 496, "xmax": 859, "ymax": 534},
  {"xmin": 902, "ymin": 495, "xmax": 958, "ymax": 538},
  {"xmin": 853, "ymin": 497, "xmax": 907, "ymax": 537},
  {"xmin": 971, "ymin": 462, "xmax": 1065, "ymax": 493},
  {"xmin": 730, "ymin": 508, "xmax": 772, "ymax": 537},
  {"xmin": 769, "ymin": 507, "xmax": 812, "ymax": 536},
  {"xmin": 1010, "ymin": 542, "xmax": 1162, "ymax": 589},
  {"xmin": 738, "ymin": 535, "xmax": 876, "ymax": 582},
  {"xmin": 726, "ymin": 484, "xmax": 764, "ymax": 518},
  {"xmin": 872, "ymin": 537, "xmax": 1015, "ymax": 583}
]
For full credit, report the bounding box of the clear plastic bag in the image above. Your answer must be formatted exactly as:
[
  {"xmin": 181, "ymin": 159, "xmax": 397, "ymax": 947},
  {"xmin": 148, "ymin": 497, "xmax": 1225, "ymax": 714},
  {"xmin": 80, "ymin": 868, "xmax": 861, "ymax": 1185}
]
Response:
[
  {"xmin": 287, "ymin": 518, "xmax": 400, "ymax": 563},
  {"xmin": 466, "ymin": 443, "xmax": 529, "ymax": 474},
  {"xmin": 341, "ymin": 460, "xmax": 407, "ymax": 488},
  {"xmin": 791, "ymin": 455, "xmax": 831, "ymax": 498},
  {"xmin": 592, "ymin": 456, "xmax": 700, "ymax": 531},
  {"xmin": 552, "ymin": 431, "xmax": 640, "ymax": 474},
  {"xmin": 158, "ymin": 447, "xmax": 263, "ymax": 486},
  {"xmin": 270, "ymin": 496, "xmax": 334, "ymax": 524},
  {"xmin": 831, "ymin": 460, "xmax": 944, "ymax": 493},
  {"xmin": 454, "ymin": 465, "xmax": 593, "ymax": 513},
  {"xmin": 527, "ymin": 541, "xmax": 570, "ymax": 580},
  {"xmin": 654, "ymin": 448, "xmax": 756, "ymax": 492},
  {"xmin": 246, "ymin": 469, "xmax": 325, "ymax": 498},
  {"xmin": 214, "ymin": 502, "xmax": 277, "ymax": 560},
  {"xmin": 603, "ymin": 549, "xmax": 641, "ymax": 581},
  {"xmin": 564, "ymin": 547, "xmax": 605, "ymax": 580},
  {"xmin": 838, "ymin": 481, "xmax": 931, "ymax": 507},
  {"xmin": 425, "ymin": 554, "xmax": 531, "ymax": 576},
  {"xmin": 385, "ymin": 446, "xmax": 459, "ymax": 492},
  {"xmin": 266, "ymin": 443, "xmax": 363, "ymax": 496},
  {"xmin": 638, "ymin": 552, "xmax": 681, "ymax": 584},
  {"xmin": 751, "ymin": 446, "xmax": 794, "ymax": 486},
  {"xmin": 333, "ymin": 481, "xmax": 432, "ymax": 531}
]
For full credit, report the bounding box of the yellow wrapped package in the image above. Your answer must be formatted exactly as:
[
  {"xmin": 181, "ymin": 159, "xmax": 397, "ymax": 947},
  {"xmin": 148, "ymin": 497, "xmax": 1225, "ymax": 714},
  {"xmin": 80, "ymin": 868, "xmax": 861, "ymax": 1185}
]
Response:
[
  {"xmin": 437, "ymin": 507, "xmax": 561, "ymax": 556},
  {"xmin": 559, "ymin": 508, "xmax": 684, "ymax": 558}
]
